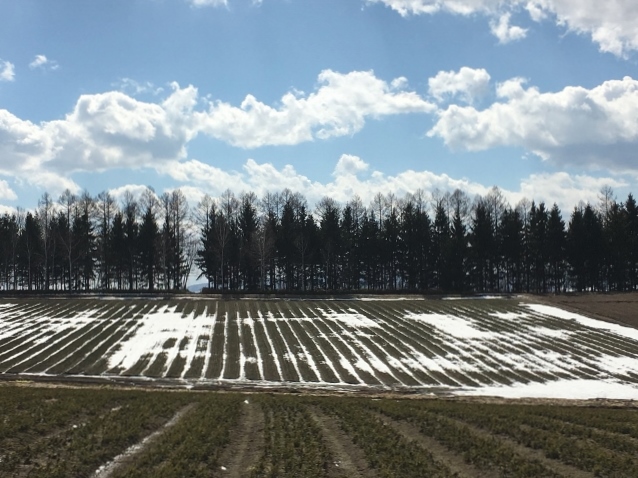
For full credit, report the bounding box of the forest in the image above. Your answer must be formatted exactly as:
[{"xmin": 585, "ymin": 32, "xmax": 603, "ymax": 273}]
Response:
[{"xmin": 0, "ymin": 184, "xmax": 634, "ymax": 294}]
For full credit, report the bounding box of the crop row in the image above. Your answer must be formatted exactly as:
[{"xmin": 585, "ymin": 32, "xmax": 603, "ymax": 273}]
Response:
[
  {"xmin": 317, "ymin": 398, "xmax": 456, "ymax": 478},
  {"xmin": 368, "ymin": 399, "xmax": 561, "ymax": 477},
  {"xmin": 3, "ymin": 298, "xmax": 638, "ymax": 391},
  {"xmin": 0, "ymin": 387, "xmax": 190, "ymax": 477},
  {"xmin": 250, "ymin": 395, "xmax": 333, "ymax": 478},
  {"xmin": 110, "ymin": 394, "xmax": 242, "ymax": 478},
  {"xmin": 410, "ymin": 400, "xmax": 638, "ymax": 476}
]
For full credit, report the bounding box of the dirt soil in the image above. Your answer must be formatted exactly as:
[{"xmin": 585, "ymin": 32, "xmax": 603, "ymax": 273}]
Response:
[
  {"xmin": 531, "ymin": 292, "xmax": 638, "ymax": 329},
  {"xmin": 310, "ymin": 407, "xmax": 377, "ymax": 478},
  {"xmin": 215, "ymin": 399, "xmax": 265, "ymax": 478}
]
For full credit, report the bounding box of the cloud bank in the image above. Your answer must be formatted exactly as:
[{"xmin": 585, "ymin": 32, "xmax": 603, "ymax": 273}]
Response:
[
  {"xmin": 367, "ymin": 0, "xmax": 638, "ymax": 56},
  {"xmin": 0, "ymin": 67, "xmax": 635, "ymax": 204},
  {"xmin": 429, "ymin": 75, "xmax": 638, "ymax": 172}
]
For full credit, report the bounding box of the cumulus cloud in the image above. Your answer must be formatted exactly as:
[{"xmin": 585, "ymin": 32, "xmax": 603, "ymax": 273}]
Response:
[
  {"xmin": 0, "ymin": 85, "xmax": 197, "ymax": 192},
  {"xmin": 518, "ymin": 172, "xmax": 627, "ymax": 211},
  {"xmin": 155, "ymin": 154, "xmax": 623, "ymax": 215},
  {"xmin": 367, "ymin": 0, "xmax": 638, "ymax": 56},
  {"xmin": 0, "ymin": 180, "xmax": 16, "ymax": 201},
  {"xmin": 0, "ymin": 60, "xmax": 15, "ymax": 82},
  {"xmin": 428, "ymin": 75, "xmax": 638, "ymax": 172},
  {"xmin": 196, "ymin": 69, "xmax": 435, "ymax": 148},
  {"xmin": 333, "ymin": 154, "xmax": 370, "ymax": 176},
  {"xmin": 0, "ymin": 69, "xmax": 432, "ymax": 192},
  {"xmin": 428, "ymin": 67, "xmax": 491, "ymax": 104},
  {"xmin": 489, "ymin": 12, "xmax": 527, "ymax": 43},
  {"xmin": 29, "ymin": 54, "xmax": 59, "ymax": 71}
]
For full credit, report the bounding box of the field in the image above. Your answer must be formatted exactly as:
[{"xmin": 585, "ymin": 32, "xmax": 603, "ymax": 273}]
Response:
[
  {"xmin": 2, "ymin": 297, "xmax": 638, "ymax": 398},
  {"xmin": 543, "ymin": 292, "xmax": 638, "ymax": 330},
  {"xmin": 3, "ymin": 385, "xmax": 638, "ymax": 477}
]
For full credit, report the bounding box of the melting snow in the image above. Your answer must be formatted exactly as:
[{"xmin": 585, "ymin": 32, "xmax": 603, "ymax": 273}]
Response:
[
  {"xmin": 405, "ymin": 312, "xmax": 490, "ymax": 339},
  {"xmin": 458, "ymin": 378, "xmax": 638, "ymax": 400},
  {"xmin": 525, "ymin": 304, "xmax": 638, "ymax": 342},
  {"xmin": 107, "ymin": 305, "xmax": 206, "ymax": 372}
]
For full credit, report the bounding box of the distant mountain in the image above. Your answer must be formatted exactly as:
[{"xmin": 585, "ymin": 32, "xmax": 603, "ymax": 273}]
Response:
[{"xmin": 187, "ymin": 283, "xmax": 208, "ymax": 293}]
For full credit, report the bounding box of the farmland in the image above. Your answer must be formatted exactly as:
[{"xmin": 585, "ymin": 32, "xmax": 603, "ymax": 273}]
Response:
[
  {"xmin": 3, "ymin": 296, "xmax": 638, "ymax": 476},
  {"xmin": 3, "ymin": 385, "xmax": 638, "ymax": 477},
  {"xmin": 1, "ymin": 297, "xmax": 638, "ymax": 398}
]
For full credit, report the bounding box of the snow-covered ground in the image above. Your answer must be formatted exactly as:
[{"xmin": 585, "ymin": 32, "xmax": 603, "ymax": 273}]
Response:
[{"xmin": 1, "ymin": 299, "xmax": 638, "ymax": 400}]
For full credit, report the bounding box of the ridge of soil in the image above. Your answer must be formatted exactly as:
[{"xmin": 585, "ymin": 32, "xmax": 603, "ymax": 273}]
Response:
[
  {"xmin": 215, "ymin": 399, "xmax": 265, "ymax": 478},
  {"xmin": 371, "ymin": 410, "xmax": 494, "ymax": 478},
  {"xmin": 94, "ymin": 402, "xmax": 197, "ymax": 478},
  {"xmin": 442, "ymin": 413, "xmax": 596, "ymax": 478},
  {"xmin": 309, "ymin": 407, "xmax": 377, "ymax": 478}
]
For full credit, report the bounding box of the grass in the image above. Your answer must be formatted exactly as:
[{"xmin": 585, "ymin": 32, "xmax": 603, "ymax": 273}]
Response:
[{"xmin": 4, "ymin": 385, "xmax": 638, "ymax": 477}]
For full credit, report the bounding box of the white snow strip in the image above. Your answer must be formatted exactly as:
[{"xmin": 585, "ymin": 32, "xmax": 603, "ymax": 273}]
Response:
[
  {"xmin": 268, "ymin": 311, "xmax": 304, "ymax": 382},
  {"xmin": 273, "ymin": 304, "xmax": 324, "ymax": 382},
  {"xmin": 3, "ymin": 310, "xmax": 106, "ymax": 372},
  {"xmin": 525, "ymin": 304, "xmax": 638, "ymax": 342},
  {"xmin": 405, "ymin": 312, "xmax": 490, "ymax": 339},
  {"xmin": 200, "ymin": 303, "xmax": 217, "ymax": 380},
  {"xmin": 457, "ymin": 378, "xmax": 638, "ymax": 400},
  {"xmin": 317, "ymin": 307, "xmax": 381, "ymax": 328},
  {"xmin": 317, "ymin": 305, "xmax": 386, "ymax": 386},
  {"xmin": 328, "ymin": 305, "xmax": 406, "ymax": 384},
  {"xmin": 42, "ymin": 317, "xmax": 128, "ymax": 374},
  {"xmin": 243, "ymin": 313, "xmax": 264, "ymax": 380},
  {"xmin": 219, "ymin": 311, "xmax": 229, "ymax": 379},
  {"xmin": 93, "ymin": 404, "xmax": 194, "ymax": 477},
  {"xmin": 238, "ymin": 311, "xmax": 246, "ymax": 381},
  {"xmin": 179, "ymin": 306, "xmax": 209, "ymax": 378},
  {"xmin": 107, "ymin": 304, "xmax": 202, "ymax": 373},
  {"xmin": 256, "ymin": 310, "xmax": 284, "ymax": 381},
  {"xmin": 292, "ymin": 305, "xmax": 346, "ymax": 384},
  {"xmin": 163, "ymin": 310, "xmax": 200, "ymax": 377}
]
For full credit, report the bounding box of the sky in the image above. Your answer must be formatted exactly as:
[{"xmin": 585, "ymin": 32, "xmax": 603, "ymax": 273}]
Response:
[{"xmin": 1, "ymin": 0, "xmax": 638, "ymax": 215}]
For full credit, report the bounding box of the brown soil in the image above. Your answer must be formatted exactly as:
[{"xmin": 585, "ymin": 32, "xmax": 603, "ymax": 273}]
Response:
[
  {"xmin": 531, "ymin": 292, "xmax": 638, "ymax": 329},
  {"xmin": 214, "ymin": 399, "xmax": 265, "ymax": 478},
  {"xmin": 95, "ymin": 403, "xmax": 197, "ymax": 478},
  {"xmin": 309, "ymin": 407, "xmax": 377, "ymax": 478},
  {"xmin": 371, "ymin": 410, "xmax": 494, "ymax": 478}
]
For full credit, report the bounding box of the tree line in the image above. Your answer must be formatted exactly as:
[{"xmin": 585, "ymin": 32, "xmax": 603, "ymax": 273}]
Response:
[{"xmin": 0, "ymin": 185, "xmax": 636, "ymax": 294}]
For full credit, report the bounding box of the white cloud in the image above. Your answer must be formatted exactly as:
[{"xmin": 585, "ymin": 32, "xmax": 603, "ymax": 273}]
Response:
[
  {"xmin": 196, "ymin": 69, "xmax": 435, "ymax": 148},
  {"xmin": 428, "ymin": 67, "xmax": 491, "ymax": 104},
  {"xmin": 113, "ymin": 78, "xmax": 164, "ymax": 97},
  {"xmin": 0, "ymin": 60, "xmax": 15, "ymax": 82},
  {"xmin": 158, "ymin": 154, "xmax": 622, "ymax": 215},
  {"xmin": 367, "ymin": 0, "xmax": 638, "ymax": 56},
  {"xmin": 334, "ymin": 154, "xmax": 370, "ymax": 176},
  {"xmin": 489, "ymin": 12, "xmax": 527, "ymax": 43},
  {"xmin": 0, "ymin": 180, "xmax": 16, "ymax": 201},
  {"xmin": 188, "ymin": 0, "xmax": 228, "ymax": 6},
  {"xmin": 366, "ymin": 0, "xmax": 502, "ymax": 16},
  {"xmin": 0, "ymin": 69, "xmax": 432, "ymax": 193},
  {"xmin": 29, "ymin": 54, "xmax": 59, "ymax": 71},
  {"xmin": 518, "ymin": 172, "xmax": 627, "ymax": 210},
  {"xmin": 428, "ymin": 75, "xmax": 638, "ymax": 172}
]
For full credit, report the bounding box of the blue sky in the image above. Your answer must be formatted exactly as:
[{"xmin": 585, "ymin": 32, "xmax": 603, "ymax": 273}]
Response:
[{"xmin": 1, "ymin": 0, "xmax": 638, "ymax": 214}]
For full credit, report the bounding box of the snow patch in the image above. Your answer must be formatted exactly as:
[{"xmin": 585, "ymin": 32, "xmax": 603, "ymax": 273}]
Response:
[
  {"xmin": 405, "ymin": 312, "xmax": 490, "ymax": 339},
  {"xmin": 525, "ymin": 304, "xmax": 638, "ymax": 342},
  {"xmin": 458, "ymin": 378, "xmax": 638, "ymax": 400}
]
